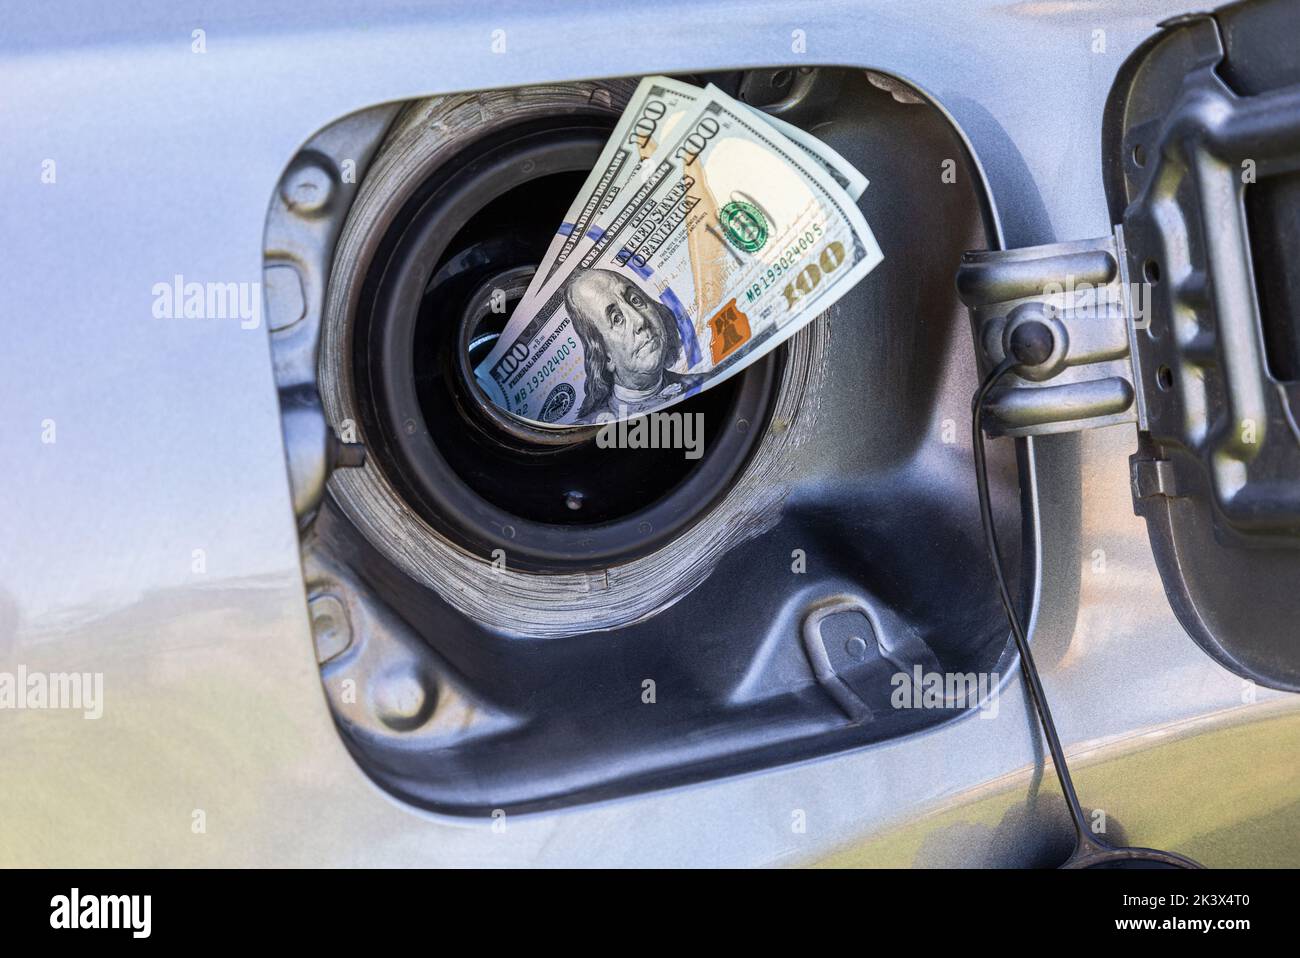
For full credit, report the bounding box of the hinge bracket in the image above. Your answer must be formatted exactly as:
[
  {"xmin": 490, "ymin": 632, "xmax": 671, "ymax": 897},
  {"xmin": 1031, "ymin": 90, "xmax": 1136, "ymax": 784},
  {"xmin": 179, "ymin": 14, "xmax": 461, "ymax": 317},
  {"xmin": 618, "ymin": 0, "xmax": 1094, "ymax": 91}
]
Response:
[{"xmin": 957, "ymin": 228, "xmax": 1146, "ymax": 437}]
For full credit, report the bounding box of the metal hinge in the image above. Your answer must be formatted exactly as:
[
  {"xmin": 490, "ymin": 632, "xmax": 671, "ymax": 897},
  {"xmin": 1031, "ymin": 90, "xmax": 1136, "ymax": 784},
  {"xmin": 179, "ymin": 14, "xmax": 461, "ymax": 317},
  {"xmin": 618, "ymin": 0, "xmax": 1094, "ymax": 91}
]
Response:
[
  {"xmin": 1131, "ymin": 456, "xmax": 1178, "ymax": 501},
  {"xmin": 956, "ymin": 227, "xmax": 1150, "ymax": 438}
]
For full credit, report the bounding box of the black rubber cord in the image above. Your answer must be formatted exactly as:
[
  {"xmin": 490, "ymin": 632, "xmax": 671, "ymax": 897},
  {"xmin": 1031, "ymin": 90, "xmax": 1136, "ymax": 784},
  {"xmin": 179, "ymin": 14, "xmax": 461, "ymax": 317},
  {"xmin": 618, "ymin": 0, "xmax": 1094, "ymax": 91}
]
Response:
[{"xmin": 971, "ymin": 357, "xmax": 1091, "ymax": 844}]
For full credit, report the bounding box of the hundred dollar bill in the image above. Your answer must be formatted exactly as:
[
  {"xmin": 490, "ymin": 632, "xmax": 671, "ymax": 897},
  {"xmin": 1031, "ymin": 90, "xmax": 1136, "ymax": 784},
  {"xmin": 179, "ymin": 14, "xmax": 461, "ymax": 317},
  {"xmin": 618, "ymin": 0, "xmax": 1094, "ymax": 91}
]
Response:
[
  {"xmin": 520, "ymin": 76, "xmax": 703, "ymax": 300},
  {"xmin": 476, "ymin": 85, "xmax": 882, "ymax": 427},
  {"xmin": 512, "ymin": 77, "xmax": 868, "ymax": 319}
]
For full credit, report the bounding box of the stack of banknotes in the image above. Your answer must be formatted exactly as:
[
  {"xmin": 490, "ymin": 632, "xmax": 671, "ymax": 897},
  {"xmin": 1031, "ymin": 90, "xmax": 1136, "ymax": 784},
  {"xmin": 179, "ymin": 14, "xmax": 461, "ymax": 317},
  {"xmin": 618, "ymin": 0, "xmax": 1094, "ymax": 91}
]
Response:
[{"xmin": 474, "ymin": 76, "xmax": 882, "ymax": 428}]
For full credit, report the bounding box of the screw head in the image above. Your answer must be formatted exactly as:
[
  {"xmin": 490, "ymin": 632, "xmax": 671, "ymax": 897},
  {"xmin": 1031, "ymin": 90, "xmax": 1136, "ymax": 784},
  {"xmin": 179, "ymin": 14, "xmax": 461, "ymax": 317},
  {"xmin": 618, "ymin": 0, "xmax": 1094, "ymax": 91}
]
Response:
[{"xmin": 280, "ymin": 159, "xmax": 334, "ymax": 215}]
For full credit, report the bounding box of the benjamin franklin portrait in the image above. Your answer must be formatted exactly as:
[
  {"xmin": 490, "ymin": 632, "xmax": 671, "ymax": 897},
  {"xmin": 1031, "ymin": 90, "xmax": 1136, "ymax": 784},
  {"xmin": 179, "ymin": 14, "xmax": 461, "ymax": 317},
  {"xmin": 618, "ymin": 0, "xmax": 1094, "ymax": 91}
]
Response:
[{"xmin": 563, "ymin": 267, "xmax": 700, "ymax": 420}]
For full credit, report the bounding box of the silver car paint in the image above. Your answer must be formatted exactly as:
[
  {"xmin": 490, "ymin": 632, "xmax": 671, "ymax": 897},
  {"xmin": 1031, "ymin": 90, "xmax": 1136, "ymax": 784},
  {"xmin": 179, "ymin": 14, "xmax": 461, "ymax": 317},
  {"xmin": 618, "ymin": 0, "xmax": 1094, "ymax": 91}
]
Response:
[{"xmin": 1, "ymin": 0, "xmax": 1295, "ymax": 866}]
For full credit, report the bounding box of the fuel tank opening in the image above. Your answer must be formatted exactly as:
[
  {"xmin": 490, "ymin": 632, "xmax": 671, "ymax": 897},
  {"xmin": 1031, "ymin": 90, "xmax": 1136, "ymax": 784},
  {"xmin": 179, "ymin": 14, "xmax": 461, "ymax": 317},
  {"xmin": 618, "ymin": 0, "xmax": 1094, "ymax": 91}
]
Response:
[{"xmin": 350, "ymin": 101, "xmax": 779, "ymax": 570}]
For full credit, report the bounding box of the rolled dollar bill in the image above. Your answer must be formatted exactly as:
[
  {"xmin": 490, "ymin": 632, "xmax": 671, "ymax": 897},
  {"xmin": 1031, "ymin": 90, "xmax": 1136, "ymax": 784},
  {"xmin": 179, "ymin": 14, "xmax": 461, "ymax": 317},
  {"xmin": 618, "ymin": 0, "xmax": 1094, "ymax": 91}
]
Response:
[
  {"xmin": 511, "ymin": 77, "xmax": 867, "ymax": 320},
  {"xmin": 519, "ymin": 76, "xmax": 704, "ymax": 302},
  {"xmin": 476, "ymin": 84, "xmax": 882, "ymax": 427}
]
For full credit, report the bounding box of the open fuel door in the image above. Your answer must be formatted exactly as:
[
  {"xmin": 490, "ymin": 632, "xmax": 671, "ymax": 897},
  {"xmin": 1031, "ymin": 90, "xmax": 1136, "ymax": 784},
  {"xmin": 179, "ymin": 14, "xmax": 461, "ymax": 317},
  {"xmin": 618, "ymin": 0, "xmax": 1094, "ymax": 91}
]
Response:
[{"xmin": 958, "ymin": 0, "xmax": 1300, "ymax": 691}]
